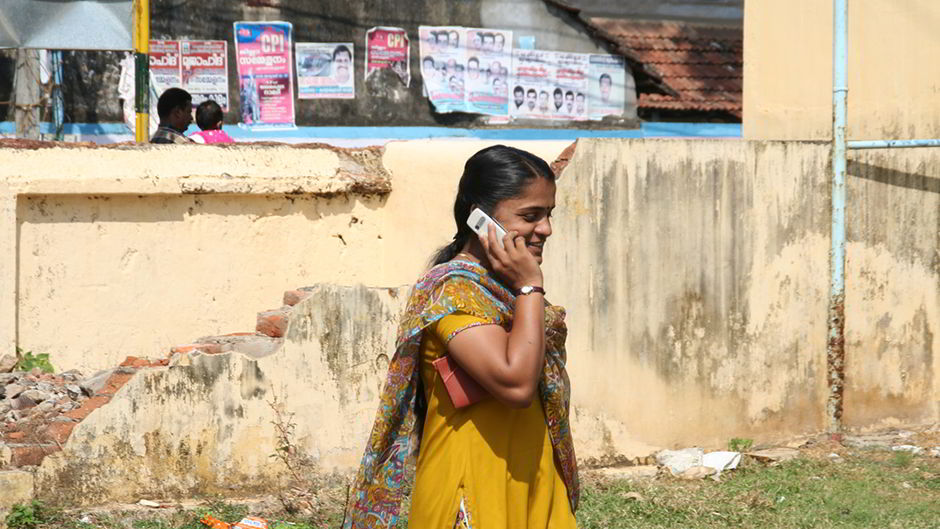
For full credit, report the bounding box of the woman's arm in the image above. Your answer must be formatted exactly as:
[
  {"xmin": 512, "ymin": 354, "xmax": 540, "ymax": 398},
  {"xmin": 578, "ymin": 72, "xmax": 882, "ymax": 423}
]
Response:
[{"xmin": 446, "ymin": 226, "xmax": 545, "ymax": 408}]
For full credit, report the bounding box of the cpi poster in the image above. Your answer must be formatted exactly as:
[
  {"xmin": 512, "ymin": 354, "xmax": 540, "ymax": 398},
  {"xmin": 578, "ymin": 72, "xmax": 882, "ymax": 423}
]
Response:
[
  {"xmin": 588, "ymin": 54, "xmax": 625, "ymax": 120},
  {"xmin": 366, "ymin": 27, "xmax": 410, "ymax": 86},
  {"xmin": 465, "ymin": 28, "xmax": 512, "ymax": 116},
  {"xmin": 296, "ymin": 42, "xmax": 355, "ymax": 99},
  {"xmin": 181, "ymin": 40, "xmax": 230, "ymax": 110},
  {"xmin": 149, "ymin": 40, "xmax": 182, "ymax": 95},
  {"xmin": 509, "ymin": 49, "xmax": 554, "ymax": 120},
  {"xmin": 233, "ymin": 21, "xmax": 295, "ymax": 129},
  {"xmin": 418, "ymin": 26, "xmax": 466, "ymax": 113}
]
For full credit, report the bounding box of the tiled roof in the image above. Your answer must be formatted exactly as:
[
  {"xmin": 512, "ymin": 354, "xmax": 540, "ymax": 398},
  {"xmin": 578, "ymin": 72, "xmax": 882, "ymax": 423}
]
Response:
[{"xmin": 584, "ymin": 17, "xmax": 742, "ymax": 118}]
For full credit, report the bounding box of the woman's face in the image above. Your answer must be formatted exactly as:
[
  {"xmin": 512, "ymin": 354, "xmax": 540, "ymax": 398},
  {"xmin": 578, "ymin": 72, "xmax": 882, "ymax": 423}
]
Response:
[{"xmin": 489, "ymin": 177, "xmax": 555, "ymax": 264}]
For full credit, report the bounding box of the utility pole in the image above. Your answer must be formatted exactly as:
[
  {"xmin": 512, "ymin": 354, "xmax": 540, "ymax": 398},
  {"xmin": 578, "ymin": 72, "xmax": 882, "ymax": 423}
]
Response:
[{"xmin": 13, "ymin": 48, "xmax": 41, "ymax": 139}]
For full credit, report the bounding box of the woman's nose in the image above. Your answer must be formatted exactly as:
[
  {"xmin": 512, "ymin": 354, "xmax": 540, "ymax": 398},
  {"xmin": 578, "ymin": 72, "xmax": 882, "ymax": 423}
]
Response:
[{"xmin": 535, "ymin": 217, "xmax": 552, "ymax": 237}]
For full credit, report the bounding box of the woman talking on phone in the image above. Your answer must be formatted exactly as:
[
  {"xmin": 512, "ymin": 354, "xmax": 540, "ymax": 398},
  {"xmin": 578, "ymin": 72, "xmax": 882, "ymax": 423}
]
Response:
[{"xmin": 344, "ymin": 145, "xmax": 578, "ymax": 529}]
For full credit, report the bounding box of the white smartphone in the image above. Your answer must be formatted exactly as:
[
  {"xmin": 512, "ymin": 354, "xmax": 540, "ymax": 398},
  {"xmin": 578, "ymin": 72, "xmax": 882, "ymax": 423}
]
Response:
[{"xmin": 467, "ymin": 207, "xmax": 508, "ymax": 248}]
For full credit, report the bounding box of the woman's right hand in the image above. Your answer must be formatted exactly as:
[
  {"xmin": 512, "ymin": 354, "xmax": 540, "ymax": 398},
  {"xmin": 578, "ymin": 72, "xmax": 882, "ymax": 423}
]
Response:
[{"xmin": 479, "ymin": 224, "xmax": 543, "ymax": 290}]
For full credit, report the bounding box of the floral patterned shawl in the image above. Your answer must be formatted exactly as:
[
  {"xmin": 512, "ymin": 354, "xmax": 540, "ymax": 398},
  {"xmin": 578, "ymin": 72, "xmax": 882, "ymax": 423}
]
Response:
[{"xmin": 343, "ymin": 259, "xmax": 579, "ymax": 529}]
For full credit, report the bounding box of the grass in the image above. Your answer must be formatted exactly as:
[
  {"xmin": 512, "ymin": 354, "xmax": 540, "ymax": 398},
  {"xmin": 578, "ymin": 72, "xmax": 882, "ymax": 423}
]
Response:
[
  {"xmin": 578, "ymin": 452, "xmax": 940, "ymax": 529},
  {"xmin": 7, "ymin": 452, "xmax": 938, "ymax": 529}
]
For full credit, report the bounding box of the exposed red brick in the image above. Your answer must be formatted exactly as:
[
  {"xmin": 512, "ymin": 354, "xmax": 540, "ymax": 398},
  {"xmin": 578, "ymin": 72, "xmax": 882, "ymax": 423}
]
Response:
[
  {"xmin": 6, "ymin": 431, "xmax": 25, "ymax": 440},
  {"xmin": 11, "ymin": 445, "xmax": 59, "ymax": 467},
  {"xmin": 63, "ymin": 396, "xmax": 111, "ymax": 421},
  {"xmin": 256, "ymin": 309, "xmax": 289, "ymax": 338},
  {"xmin": 120, "ymin": 356, "xmax": 151, "ymax": 368},
  {"xmin": 97, "ymin": 373, "xmax": 134, "ymax": 396},
  {"xmin": 42, "ymin": 421, "xmax": 77, "ymax": 444},
  {"xmin": 170, "ymin": 343, "xmax": 223, "ymax": 355},
  {"xmin": 551, "ymin": 141, "xmax": 578, "ymax": 177},
  {"xmin": 283, "ymin": 290, "xmax": 312, "ymax": 306}
]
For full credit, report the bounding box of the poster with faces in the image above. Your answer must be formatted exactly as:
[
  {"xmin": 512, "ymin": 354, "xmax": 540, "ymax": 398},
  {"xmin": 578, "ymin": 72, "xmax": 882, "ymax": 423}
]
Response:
[
  {"xmin": 588, "ymin": 54, "xmax": 626, "ymax": 120},
  {"xmin": 295, "ymin": 42, "xmax": 355, "ymax": 99},
  {"xmin": 419, "ymin": 26, "xmax": 467, "ymax": 113},
  {"xmin": 553, "ymin": 52, "xmax": 589, "ymax": 121},
  {"xmin": 509, "ymin": 49, "xmax": 555, "ymax": 120},
  {"xmin": 464, "ymin": 28, "xmax": 512, "ymax": 116}
]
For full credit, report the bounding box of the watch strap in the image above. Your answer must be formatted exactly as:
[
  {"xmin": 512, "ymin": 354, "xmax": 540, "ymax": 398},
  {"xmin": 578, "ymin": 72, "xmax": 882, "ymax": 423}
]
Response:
[{"xmin": 515, "ymin": 285, "xmax": 546, "ymax": 296}]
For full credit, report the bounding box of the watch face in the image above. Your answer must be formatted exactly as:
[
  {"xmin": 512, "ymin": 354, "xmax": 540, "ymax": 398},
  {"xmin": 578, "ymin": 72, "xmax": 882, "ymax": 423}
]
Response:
[{"xmin": 520, "ymin": 286, "xmax": 533, "ymax": 294}]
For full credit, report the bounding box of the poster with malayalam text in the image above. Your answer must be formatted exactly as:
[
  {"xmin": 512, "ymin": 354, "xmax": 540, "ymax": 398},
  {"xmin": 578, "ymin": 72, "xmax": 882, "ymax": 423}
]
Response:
[
  {"xmin": 554, "ymin": 52, "xmax": 589, "ymax": 121},
  {"xmin": 181, "ymin": 40, "xmax": 229, "ymax": 110},
  {"xmin": 419, "ymin": 26, "xmax": 467, "ymax": 113},
  {"xmin": 509, "ymin": 49, "xmax": 555, "ymax": 120},
  {"xmin": 296, "ymin": 42, "xmax": 355, "ymax": 99},
  {"xmin": 149, "ymin": 40, "xmax": 182, "ymax": 95},
  {"xmin": 464, "ymin": 27, "xmax": 512, "ymax": 116},
  {"xmin": 366, "ymin": 26, "xmax": 410, "ymax": 86},
  {"xmin": 588, "ymin": 54, "xmax": 626, "ymax": 120},
  {"xmin": 234, "ymin": 21, "xmax": 295, "ymax": 129}
]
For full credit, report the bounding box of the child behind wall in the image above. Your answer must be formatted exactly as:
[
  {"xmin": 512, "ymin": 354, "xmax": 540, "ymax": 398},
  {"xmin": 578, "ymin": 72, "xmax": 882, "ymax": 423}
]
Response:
[{"xmin": 189, "ymin": 100, "xmax": 235, "ymax": 144}]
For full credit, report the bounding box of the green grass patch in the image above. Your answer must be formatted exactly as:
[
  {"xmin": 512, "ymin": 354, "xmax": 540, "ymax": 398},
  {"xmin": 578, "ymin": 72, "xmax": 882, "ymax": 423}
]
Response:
[
  {"xmin": 7, "ymin": 453, "xmax": 938, "ymax": 529},
  {"xmin": 578, "ymin": 454, "xmax": 940, "ymax": 529}
]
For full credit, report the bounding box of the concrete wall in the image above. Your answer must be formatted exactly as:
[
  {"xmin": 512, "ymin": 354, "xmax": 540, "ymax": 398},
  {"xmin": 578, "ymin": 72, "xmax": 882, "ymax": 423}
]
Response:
[
  {"xmin": 3, "ymin": 138, "xmax": 937, "ymax": 505},
  {"xmin": 0, "ymin": 140, "xmax": 568, "ymax": 373},
  {"xmin": 743, "ymin": 0, "xmax": 940, "ymax": 140},
  {"xmin": 545, "ymin": 139, "xmax": 938, "ymax": 450}
]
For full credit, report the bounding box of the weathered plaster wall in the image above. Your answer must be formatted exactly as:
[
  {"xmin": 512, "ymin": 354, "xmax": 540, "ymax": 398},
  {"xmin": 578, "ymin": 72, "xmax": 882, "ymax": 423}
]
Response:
[
  {"xmin": 35, "ymin": 284, "xmax": 406, "ymax": 505},
  {"xmin": 743, "ymin": 0, "xmax": 940, "ymax": 140},
  {"xmin": 1, "ymin": 141, "xmax": 568, "ymax": 373},
  {"xmin": 544, "ymin": 139, "xmax": 938, "ymax": 450},
  {"xmin": 15, "ymin": 138, "xmax": 937, "ymax": 505}
]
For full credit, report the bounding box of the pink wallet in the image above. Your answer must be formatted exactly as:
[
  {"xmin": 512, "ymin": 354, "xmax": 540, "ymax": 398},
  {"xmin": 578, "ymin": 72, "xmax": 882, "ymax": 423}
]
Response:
[{"xmin": 431, "ymin": 355, "xmax": 490, "ymax": 409}]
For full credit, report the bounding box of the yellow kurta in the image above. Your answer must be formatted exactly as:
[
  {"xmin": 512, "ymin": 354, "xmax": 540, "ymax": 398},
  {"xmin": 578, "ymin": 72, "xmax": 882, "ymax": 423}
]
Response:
[{"xmin": 409, "ymin": 313, "xmax": 577, "ymax": 529}]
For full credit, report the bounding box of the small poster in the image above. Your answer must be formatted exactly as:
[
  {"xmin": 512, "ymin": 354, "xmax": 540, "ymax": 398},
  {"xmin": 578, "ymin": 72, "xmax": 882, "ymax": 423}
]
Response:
[
  {"xmin": 296, "ymin": 42, "xmax": 355, "ymax": 99},
  {"xmin": 181, "ymin": 40, "xmax": 230, "ymax": 110},
  {"xmin": 418, "ymin": 26, "xmax": 466, "ymax": 113},
  {"xmin": 465, "ymin": 28, "xmax": 512, "ymax": 116},
  {"xmin": 149, "ymin": 40, "xmax": 182, "ymax": 94},
  {"xmin": 509, "ymin": 49, "xmax": 554, "ymax": 120},
  {"xmin": 588, "ymin": 54, "xmax": 625, "ymax": 120},
  {"xmin": 366, "ymin": 26, "xmax": 410, "ymax": 86},
  {"xmin": 233, "ymin": 21, "xmax": 296, "ymax": 129},
  {"xmin": 554, "ymin": 52, "xmax": 589, "ymax": 121}
]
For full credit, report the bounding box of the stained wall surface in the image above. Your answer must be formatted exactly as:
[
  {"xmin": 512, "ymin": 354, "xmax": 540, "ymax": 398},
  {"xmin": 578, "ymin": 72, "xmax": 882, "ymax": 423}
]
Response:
[{"xmin": 743, "ymin": 0, "xmax": 940, "ymax": 140}]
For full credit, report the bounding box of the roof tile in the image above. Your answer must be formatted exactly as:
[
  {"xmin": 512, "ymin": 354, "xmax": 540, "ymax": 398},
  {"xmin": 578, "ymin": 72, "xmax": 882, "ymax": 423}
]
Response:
[{"xmin": 586, "ymin": 17, "xmax": 742, "ymax": 117}]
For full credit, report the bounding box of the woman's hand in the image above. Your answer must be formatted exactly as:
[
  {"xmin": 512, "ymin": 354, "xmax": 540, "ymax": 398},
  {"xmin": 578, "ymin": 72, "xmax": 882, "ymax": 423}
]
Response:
[{"xmin": 479, "ymin": 224, "xmax": 543, "ymax": 290}]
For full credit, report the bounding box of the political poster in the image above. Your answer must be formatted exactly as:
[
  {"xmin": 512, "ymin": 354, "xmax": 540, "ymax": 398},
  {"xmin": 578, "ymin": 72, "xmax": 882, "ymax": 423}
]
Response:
[
  {"xmin": 233, "ymin": 21, "xmax": 295, "ymax": 129},
  {"xmin": 366, "ymin": 27, "xmax": 410, "ymax": 86},
  {"xmin": 296, "ymin": 42, "xmax": 355, "ymax": 99},
  {"xmin": 509, "ymin": 49, "xmax": 554, "ymax": 120},
  {"xmin": 418, "ymin": 26, "xmax": 466, "ymax": 113},
  {"xmin": 149, "ymin": 40, "xmax": 182, "ymax": 95},
  {"xmin": 588, "ymin": 54, "xmax": 626, "ymax": 120},
  {"xmin": 553, "ymin": 52, "xmax": 589, "ymax": 121},
  {"xmin": 181, "ymin": 40, "xmax": 229, "ymax": 110},
  {"xmin": 465, "ymin": 28, "xmax": 512, "ymax": 116}
]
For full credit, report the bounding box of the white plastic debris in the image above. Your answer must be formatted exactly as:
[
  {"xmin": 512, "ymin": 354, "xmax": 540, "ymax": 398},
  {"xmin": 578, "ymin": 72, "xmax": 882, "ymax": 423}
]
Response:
[
  {"xmin": 891, "ymin": 445, "xmax": 923, "ymax": 455},
  {"xmin": 137, "ymin": 499, "xmax": 161, "ymax": 508},
  {"xmin": 656, "ymin": 447, "xmax": 704, "ymax": 475},
  {"xmin": 702, "ymin": 451, "xmax": 741, "ymax": 476}
]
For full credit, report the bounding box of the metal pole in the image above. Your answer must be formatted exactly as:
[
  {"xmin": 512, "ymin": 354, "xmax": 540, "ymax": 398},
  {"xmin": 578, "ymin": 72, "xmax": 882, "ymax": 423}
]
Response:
[
  {"xmin": 848, "ymin": 139, "xmax": 940, "ymax": 149},
  {"xmin": 51, "ymin": 50, "xmax": 64, "ymax": 141},
  {"xmin": 134, "ymin": 0, "xmax": 150, "ymax": 143},
  {"xmin": 827, "ymin": 0, "xmax": 848, "ymax": 437}
]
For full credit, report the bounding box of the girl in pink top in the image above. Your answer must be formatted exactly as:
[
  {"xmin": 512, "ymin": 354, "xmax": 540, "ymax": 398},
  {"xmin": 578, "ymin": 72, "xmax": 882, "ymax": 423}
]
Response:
[{"xmin": 190, "ymin": 100, "xmax": 235, "ymax": 144}]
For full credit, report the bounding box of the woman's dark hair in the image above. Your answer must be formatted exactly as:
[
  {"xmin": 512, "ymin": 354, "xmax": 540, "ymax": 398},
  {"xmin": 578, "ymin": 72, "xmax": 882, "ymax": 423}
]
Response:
[{"xmin": 429, "ymin": 145, "xmax": 555, "ymax": 266}]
